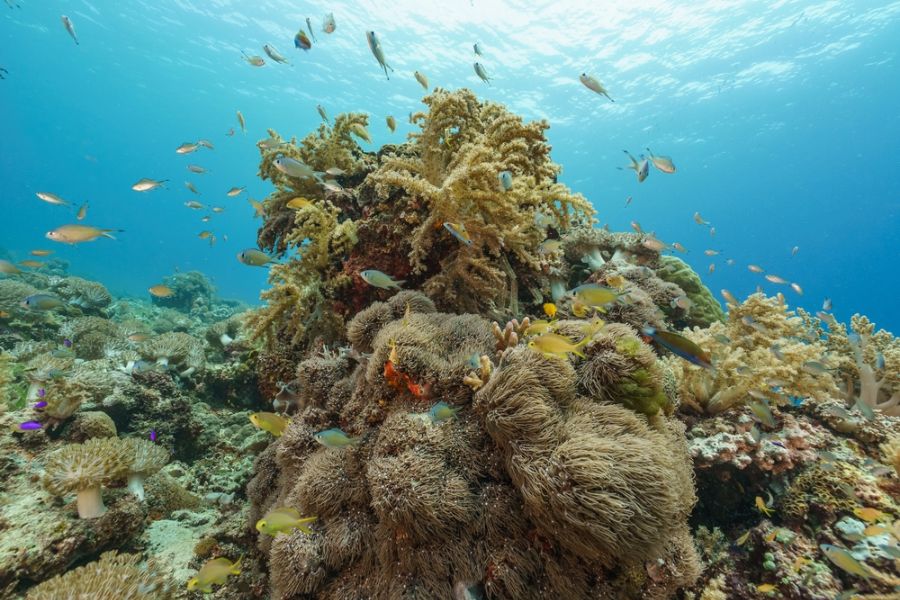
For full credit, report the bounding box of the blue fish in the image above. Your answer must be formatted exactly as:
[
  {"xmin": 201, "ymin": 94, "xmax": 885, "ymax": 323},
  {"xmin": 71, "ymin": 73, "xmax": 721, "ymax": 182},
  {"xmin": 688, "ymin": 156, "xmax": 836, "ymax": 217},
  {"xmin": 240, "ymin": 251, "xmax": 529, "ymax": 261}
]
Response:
[
  {"xmin": 18, "ymin": 421, "xmax": 42, "ymax": 431},
  {"xmin": 641, "ymin": 326, "xmax": 713, "ymax": 369},
  {"xmin": 498, "ymin": 170, "xmax": 512, "ymax": 191}
]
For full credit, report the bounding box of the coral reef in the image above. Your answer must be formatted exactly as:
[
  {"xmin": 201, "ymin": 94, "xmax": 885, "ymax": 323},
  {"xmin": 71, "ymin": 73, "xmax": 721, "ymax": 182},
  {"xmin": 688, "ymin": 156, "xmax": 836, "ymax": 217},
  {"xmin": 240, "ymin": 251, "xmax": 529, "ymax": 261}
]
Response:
[
  {"xmin": 42, "ymin": 437, "xmax": 131, "ymax": 519},
  {"xmin": 25, "ymin": 551, "xmax": 174, "ymax": 599},
  {"xmin": 247, "ymin": 293, "xmax": 700, "ymax": 599}
]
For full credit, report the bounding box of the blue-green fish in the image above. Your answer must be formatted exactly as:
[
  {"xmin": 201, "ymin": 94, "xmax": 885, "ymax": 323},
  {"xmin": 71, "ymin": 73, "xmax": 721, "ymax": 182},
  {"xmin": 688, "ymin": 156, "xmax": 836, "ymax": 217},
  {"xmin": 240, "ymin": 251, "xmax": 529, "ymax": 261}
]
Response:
[
  {"xmin": 474, "ymin": 62, "xmax": 491, "ymax": 84},
  {"xmin": 642, "ymin": 327, "xmax": 712, "ymax": 369},
  {"xmin": 21, "ymin": 294, "xmax": 64, "ymax": 310},
  {"xmin": 360, "ymin": 269, "xmax": 404, "ymax": 289},
  {"xmin": 429, "ymin": 401, "xmax": 460, "ymax": 423},
  {"xmin": 498, "ymin": 171, "xmax": 512, "ymax": 191},
  {"xmin": 314, "ymin": 428, "xmax": 360, "ymax": 448}
]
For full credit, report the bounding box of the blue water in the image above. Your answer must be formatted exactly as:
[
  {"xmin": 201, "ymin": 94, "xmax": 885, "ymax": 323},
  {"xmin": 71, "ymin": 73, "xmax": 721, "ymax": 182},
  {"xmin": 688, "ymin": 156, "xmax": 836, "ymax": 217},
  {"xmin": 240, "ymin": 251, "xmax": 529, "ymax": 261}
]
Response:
[{"xmin": 2, "ymin": 1, "xmax": 898, "ymax": 331}]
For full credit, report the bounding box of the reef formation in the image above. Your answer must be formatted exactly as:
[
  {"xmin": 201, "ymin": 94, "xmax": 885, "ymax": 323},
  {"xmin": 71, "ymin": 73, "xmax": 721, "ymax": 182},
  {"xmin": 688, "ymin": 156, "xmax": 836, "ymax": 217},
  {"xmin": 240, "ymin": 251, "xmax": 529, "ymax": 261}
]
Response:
[{"xmin": 0, "ymin": 89, "xmax": 897, "ymax": 599}]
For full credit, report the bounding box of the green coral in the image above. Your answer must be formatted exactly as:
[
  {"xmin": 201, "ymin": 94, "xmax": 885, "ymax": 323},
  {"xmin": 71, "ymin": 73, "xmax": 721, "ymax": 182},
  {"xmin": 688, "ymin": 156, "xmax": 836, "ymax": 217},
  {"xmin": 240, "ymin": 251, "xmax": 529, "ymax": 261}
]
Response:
[{"xmin": 657, "ymin": 256, "xmax": 724, "ymax": 327}]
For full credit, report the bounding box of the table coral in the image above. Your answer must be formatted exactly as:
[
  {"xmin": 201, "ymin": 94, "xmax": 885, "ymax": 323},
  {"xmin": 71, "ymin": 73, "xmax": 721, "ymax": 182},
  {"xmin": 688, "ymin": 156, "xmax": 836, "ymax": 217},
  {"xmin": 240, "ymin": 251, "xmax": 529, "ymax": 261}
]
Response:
[{"xmin": 247, "ymin": 293, "xmax": 699, "ymax": 599}]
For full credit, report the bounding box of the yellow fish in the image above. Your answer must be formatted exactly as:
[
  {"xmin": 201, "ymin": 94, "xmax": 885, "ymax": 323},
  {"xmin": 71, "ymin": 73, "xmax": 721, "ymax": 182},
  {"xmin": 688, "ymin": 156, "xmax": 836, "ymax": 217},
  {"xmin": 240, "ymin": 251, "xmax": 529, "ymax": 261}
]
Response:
[
  {"xmin": 853, "ymin": 507, "xmax": 887, "ymax": 523},
  {"xmin": 580, "ymin": 317, "xmax": 605, "ymax": 338},
  {"xmin": 0, "ymin": 260, "xmax": 21, "ymax": 274},
  {"xmin": 187, "ymin": 556, "xmax": 242, "ymax": 593},
  {"xmin": 570, "ymin": 284, "xmax": 619, "ymax": 309},
  {"xmin": 524, "ymin": 320, "xmax": 555, "ymax": 337},
  {"xmin": 543, "ymin": 303, "xmax": 557, "ymax": 319},
  {"xmin": 606, "ymin": 274, "xmax": 626, "ymax": 289},
  {"xmin": 756, "ymin": 584, "xmax": 776, "ymax": 593},
  {"xmin": 755, "ymin": 495, "xmax": 774, "ymax": 517},
  {"xmin": 249, "ymin": 412, "xmax": 289, "ymax": 437},
  {"xmin": 148, "ymin": 285, "xmax": 175, "ymax": 298},
  {"xmin": 19, "ymin": 260, "xmax": 45, "ymax": 269},
  {"xmin": 414, "ymin": 70, "xmax": 429, "ymax": 90},
  {"xmin": 349, "ymin": 123, "xmax": 371, "ymax": 143},
  {"xmin": 30, "ymin": 249, "xmax": 53, "ymax": 256},
  {"xmin": 819, "ymin": 544, "xmax": 872, "ymax": 579},
  {"xmin": 249, "ymin": 198, "xmax": 265, "ymax": 218},
  {"xmin": 286, "ymin": 197, "xmax": 314, "ymax": 210},
  {"xmin": 237, "ymin": 110, "xmax": 246, "ymax": 133},
  {"xmin": 76, "ymin": 202, "xmax": 88, "ymax": 220},
  {"xmin": 226, "ymin": 186, "xmax": 245, "ymax": 197},
  {"xmin": 571, "ymin": 297, "xmax": 591, "ymax": 318},
  {"xmin": 386, "ymin": 115, "xmax": 397, "ymax": 133},
  {"xmin": 863, "ymin": 524, "xmax": 889, "ymax": 537},
  {"xmin": 256, "ymin": 507, "xmax": 317, "ymax": 536},
  {"xmin": 736, "ymin": 530, "xmax": 751, "ymax": 546},
  {"xmin": 527, "ymin": 333, "xmax": 588, "ymax": 360}
]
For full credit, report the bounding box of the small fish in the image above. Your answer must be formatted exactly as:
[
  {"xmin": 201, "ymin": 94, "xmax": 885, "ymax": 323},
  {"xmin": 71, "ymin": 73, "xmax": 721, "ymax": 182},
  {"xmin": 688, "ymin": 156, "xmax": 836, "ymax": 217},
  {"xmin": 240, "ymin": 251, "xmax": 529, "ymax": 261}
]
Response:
[
  {"xmin": 187, "ymin": 164, "xmax": 209, "ymax": 174},
  {"xmin": 149, "ymin": 430, "xmax": 157, "ymax": 442},
  {"xmin": 366, "ymin": 31, "xmax": 393, "ymax": 79},
  {"xmin": 645, "ymin": 147, "xmax": 676, "ymax": 173},
  {"xmin": 579, "ymin": 73, "xmax": 613, "ymax": 101},
  {"xmin": 75, "ymin": 202, "xmax": 88, "ymax": 220},
  {"xmin": 672, "ymin": 242, "xmax": 687, "ymax": 253},
  {"xmin": 853, "ymin": 507, "xmax": 887, "ymax": 523},
  {"xmin": 386, "ymin": 115, "xmax": 397, "ymax": 132},
  {"xmin": 176, "ymin": 142, "xmax": 199, "ymax": 154},
  {"xmin": 211, "ymin": 206, "xmax": 225, "ymax": 213},
  {"xmin": 325, "ymin": 167, "xmax": 346, "ymax": 177},
  {"xmin": 755, "ymin": 495, "xmax": 774, "ymax": 516},
  {"xmin": 35, "ymin": 192, "xmax": 70, "ymax": 206},
  {"xmin": 770, "ymin": 345, "xmax": 785, "ymax": 361},
  {"xmin": 642, "ymin": 237, "xmax": 668, "ymax": 252},
  {"xmin": 226, "ymin": 186, "xmax": 246, "ymax": 197},
  {"xmin": 429, "ymin": 401, "xmax": 460, "ymax": 423},
  {"xmin": 21, "ymin": 294, "xmax": 64, "ymax": 310},
  {"xmin": 543, "ymin": 303, "xmax": 557, "ymax": 319},
  {"xmin": 720, "ymin": 289, "xmax": 738, "ymax": 305},
  {"xmin": 314, "ymin": 428, "xmax": 360, "ymax": 448},
  {"xmin": 693, "ymin": 212, "xmax": 709, "ymax": 226},
  {"xmin": 306, "ymin": 17, "xmax": 317, "ymax": 42},
  {"xmin": 249, "ymin": 412, "xmax": 289, "ymax": 437},
  {"xmin": 709, "ymin": 227, "xmax": 716, "ymax": 236},
  {"xmin": 197, "ymin": 139, "xmax": 214, "ymax": 149},
  {"xmin": 625, "ymin": 195, "xmax": 633, "ymax": 206},
  {"xmin": 148, "ymin": 285, "xmax": 175, "ymax": 298},
  {"xmin": 863, "ymin": 524, "xmax": 889, "ymax": 536},
  {"xmin": 793, "ymin": 556, "xmax": 812, "ymax": 572},
  {"xmin": 200, "ymin": 216, "xmax": 211, "ymax": 222},
  {"xmin": 444, "ymin": 222, "xmax": 473, "ymax": 246},
  {"xmin": 670, "ymin": 295, "xmax": 693, "ymax": 310},
  {"xmin": 187, "ymin": 557, "xmax": 242, "ymax": 594},
  {"xmin": 757, "ymin": 584, "xmax": 776, "ymax": 593},
  {"xmin": 19, "ymin": 260, "xmax": 44, "ymax": 269},
  {"xmin": 322, "ymin": 12, "xmax": 336, "ymax": 34},
  {"xmin": 704, "ymin": 249, "xmax": 720, "ymax": 256},
  {"xmin": 249, "ymin": 199, "xmax": 265, "ymax": 217},
  {"xmin": 241, "ymin": 51, "xmax": 265, "ymax": 66},
  {"xmin": 606, "ymin": 274, "xmax": 626, "ymax": 289},
  {"xmin": 791, "ymin": 246, "xmax": 799, "ymax": 256},
  {"xmin": 819, "ymin": 544, "xmax": 872, "ymax": 579},
  {"xmin": 46, "ymin": 224, "xmax": 121, "ymax": 243},
  {"xmin": 286, "ymin": 197, "xmax": 314, "ymax": 210},
  {"xmin": 33, "ymin": 400, "xmax": 48, "ymax": 409},
  {"xmin": 527, "ymin": 332, "xmax": 588, "ymax": 360},
  {"xmin": 790, "ymin": 282, "xmax": 803, "ymax": 295},
  {"xmin": 263, "ymin": 44, "xmax": 289, "ymax": 64},
  {"xmin": 642, "ymin": 327, "xmax": 713, "ymax": 369},
  {"xmin": 708, "ymin": 263, "xmax": 716, "ymax": 274},
  {"xmin": 765, "ymin": 274, "xmax": 788, "ymax": 284},
  {"xmin": 570, "ymin": 284, "xmax": 619, "ymax": 308},
  {"xmin": 61, "ymin": 15, "xmax": 78, "ymax": 45},
  {"xmin": 17, "ymin": 421, "xmax": 43, "ymax": 431},
  {"xmin": 273, "ymin": 156, "xmax": 317, "ymax": 179},
  {"xmin": 256, "ymin": 507, "xmax": 317, "ymax": 536},
  {"xmin": 360, "ymin": 269, "xmax": 404, "ymax": 289},
  {"xmin": 524, "ymin": 320, "xmax": 555, "ymax": 336},
  {"xmin": 802, "ymin": 361, "xmax": 829, "ymax": 375},
  {"xmin": 748, "ymin": 399, "xmax": 776, "ymax": 428},
  {"xmin": 736, "ymin": 530, "xmax": 751, "ymax": 546},
  {"xmin": 237, "ymin": 248, "xmax": 275, "ymax": 267},
  {"xmin": 184, "ymin": 201, "xmax": 204, "ymax": 209},
  {"xmin": 237, "ymin": 110, "xmax": 246, "ymax": 133},
  {"xmin": 630, "ymin": 220, "xmax": 642, "ymax": 233},
  {"xmin": 322, "ymin": 181, "xmax": 343, "ymax": 193},
  {"xmin": 473, "ymin": 42, "xmax": 482, "ymax": 56},
  {"xmin": 473, "ymin": 62, "xmax": 491, "ymax": 84},
  {"xmin": 349, "ymin": 123, "xmax": 371, "ymax": 143},
  {"xmin": 747, "ymin": 264, "xmax": 764, "ymax": 273},
  {"xmin": 714, "ymin": 334, "xmax": 732, "ymax": 344},
  {"xmin": 317, "ymin": 104, "xmax": 328, "ymax": 122},
  {"xmin": 198, "ymin": 230, "xmax": 212, "ymax": 240},
  {"xmin": 414, "ymin": 70, "xmax": 429, "ymax": 90},
  {"xmin": 63, "ymin": 338, "xmax": 72, "ymax": 348},
  {"xmin": 726, "ymin": 258, "xmax": 735, "ymax": 266},
  {"xmin": 623, "ymin": 150, "xmax": 649, "ymax": 183},
  {"xmin": 50, "ymin": 348, "xmax": 74, "ymax": 358},
  {"xmin": 0, "ymin": 260, "xmax": 21, "ymax": 274},
  {"xmin": 132, "ymin": 178, "xmax": 167, "ymax": 192},
  {"xmin": 823, "ymin": 298, "xmax": 832, "ymax": 311},
  {"xmin": 30, "ymin": 249, "xmax": 53, "ymax": 256}
]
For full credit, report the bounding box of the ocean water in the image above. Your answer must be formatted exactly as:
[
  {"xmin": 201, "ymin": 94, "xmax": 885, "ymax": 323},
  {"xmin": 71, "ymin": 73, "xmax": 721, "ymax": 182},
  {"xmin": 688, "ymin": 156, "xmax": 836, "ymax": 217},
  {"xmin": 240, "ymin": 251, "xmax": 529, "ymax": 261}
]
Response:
[{"xmin": 1, "ymin": 0, "xmax": 898, "ymax": 331}]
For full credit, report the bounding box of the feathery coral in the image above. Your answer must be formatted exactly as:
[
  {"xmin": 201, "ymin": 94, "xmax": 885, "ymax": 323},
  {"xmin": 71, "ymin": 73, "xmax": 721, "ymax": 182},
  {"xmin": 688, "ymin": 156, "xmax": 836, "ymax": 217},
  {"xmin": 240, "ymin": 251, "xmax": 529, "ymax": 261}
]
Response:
[
  {"xmin": 43, "ymin": 437, "xmax": 130, "ymax": 518},
  {"xmin": 26, "ymin": 551, "xmax": 173, "ymax": 599}
]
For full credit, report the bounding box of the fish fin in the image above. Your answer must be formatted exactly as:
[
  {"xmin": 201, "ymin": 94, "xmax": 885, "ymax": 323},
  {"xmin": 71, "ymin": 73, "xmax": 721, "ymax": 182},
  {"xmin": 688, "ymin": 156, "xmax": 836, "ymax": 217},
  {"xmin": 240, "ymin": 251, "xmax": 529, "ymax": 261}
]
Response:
[
  {"xmin": 101, "ymin": 229, "xmax": 123, "ymax": 240},
  {"xmin": 393, "ymin": 279, "xmax": 406, "ymax": 289}
]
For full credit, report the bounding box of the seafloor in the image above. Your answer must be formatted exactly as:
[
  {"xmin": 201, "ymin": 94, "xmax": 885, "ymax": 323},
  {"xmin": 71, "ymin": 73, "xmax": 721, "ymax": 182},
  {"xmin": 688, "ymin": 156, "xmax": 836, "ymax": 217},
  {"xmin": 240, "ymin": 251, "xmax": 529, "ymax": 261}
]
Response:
[{"xmin": 0, "ymin": 89, "xmax": 897, "ymax": 600}]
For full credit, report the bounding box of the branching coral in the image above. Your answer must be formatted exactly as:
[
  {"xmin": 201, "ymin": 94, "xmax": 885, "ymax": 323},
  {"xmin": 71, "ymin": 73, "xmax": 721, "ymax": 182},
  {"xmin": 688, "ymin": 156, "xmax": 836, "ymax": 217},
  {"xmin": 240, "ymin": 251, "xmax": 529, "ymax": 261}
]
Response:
[
  {"xmin": 367, "ymin": 88, "xmax": 594, "ymax": 316},
  {"xmin": 122, "ymin": 437, "xmax": 169, "ymax": 501},
  {"xmin": 43, "ymin": 437, "xmax": 130, "ymax": 518},
  {"xmin": 668, "ymin": 293, "xmax": 839, "ymax": 417},
  {"xmin": 25, "ymin": 551, "xmax": 173, "ymax": 599}
]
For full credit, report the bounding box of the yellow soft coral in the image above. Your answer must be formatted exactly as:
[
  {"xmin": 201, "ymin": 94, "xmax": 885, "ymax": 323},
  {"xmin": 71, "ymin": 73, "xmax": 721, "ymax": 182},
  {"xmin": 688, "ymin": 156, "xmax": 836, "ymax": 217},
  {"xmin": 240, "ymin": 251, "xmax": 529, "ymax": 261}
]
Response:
[
  {"xmin": 368, "ymin": 88, "xmax": 593, "ymax": 315},
  {"xmin": 670, "ymin": 293, "xmax": 839, "ymax": 415}
]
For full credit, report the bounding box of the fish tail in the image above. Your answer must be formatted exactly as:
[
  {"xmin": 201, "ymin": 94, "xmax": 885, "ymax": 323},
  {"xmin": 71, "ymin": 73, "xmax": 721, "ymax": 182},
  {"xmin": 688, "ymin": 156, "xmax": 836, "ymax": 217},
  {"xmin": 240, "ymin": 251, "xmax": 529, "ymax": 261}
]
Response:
[
  {"xmin": 393, "ymin": 279, "xmax": 406, "ymax": 289},
  {"xmin": 101, "ymin": 228, "xmax": 124, "ymax": 240}
]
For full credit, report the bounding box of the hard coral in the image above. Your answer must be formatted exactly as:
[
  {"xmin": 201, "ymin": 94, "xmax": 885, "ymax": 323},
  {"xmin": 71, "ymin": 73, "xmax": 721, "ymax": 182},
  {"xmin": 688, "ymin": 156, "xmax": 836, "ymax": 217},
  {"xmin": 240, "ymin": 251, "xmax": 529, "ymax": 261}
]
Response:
[
  {"xmin": 26, "ymin": 551, "xmax": 173, "ymax": 600},
  {"xmin": 43, "ymin": 437, "xmax": 130, "ymax": 518}
]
